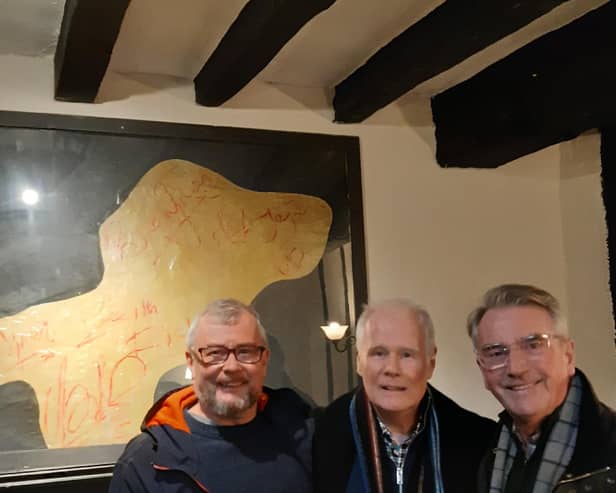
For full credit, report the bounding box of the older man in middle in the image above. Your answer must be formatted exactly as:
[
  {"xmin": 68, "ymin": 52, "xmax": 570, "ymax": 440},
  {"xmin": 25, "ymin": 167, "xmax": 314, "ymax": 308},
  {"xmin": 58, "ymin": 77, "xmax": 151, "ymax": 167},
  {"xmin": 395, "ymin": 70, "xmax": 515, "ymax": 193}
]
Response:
[{"xmin": 313, "ymin": 298, "xmax": 496, "ymax": 493}]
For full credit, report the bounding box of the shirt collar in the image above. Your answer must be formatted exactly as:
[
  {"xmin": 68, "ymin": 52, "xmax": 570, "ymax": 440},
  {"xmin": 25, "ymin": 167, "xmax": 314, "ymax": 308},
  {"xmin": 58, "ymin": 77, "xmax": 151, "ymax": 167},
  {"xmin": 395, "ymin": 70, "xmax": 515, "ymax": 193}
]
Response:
[{"xmin": 374, "ymin": 389, "xmax": 432, "ymax": 445}]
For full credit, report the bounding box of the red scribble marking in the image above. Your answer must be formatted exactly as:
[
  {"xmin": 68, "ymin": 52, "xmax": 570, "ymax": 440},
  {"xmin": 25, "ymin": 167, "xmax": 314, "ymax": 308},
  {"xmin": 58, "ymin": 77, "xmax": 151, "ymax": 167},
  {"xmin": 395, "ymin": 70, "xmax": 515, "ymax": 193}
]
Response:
[
  {"xmin": 41, "ymin": 352, "xmax": 55, "ymax": 361},
  {"xmin": 216, "ymin": 208, "xmax": 250, "ymax": 244},
  {"xmin": 9, "ymin": 322, "xmax": 57, "ymax": 358},
  {"xmin": 107, "ymin": 346, "xmax": 156, "ymax": 406},
  {"xmin": 15, "ymin": 352, "xmax": 39, "ymax": 365},
  {"xmin": 66, "ymin": 384, "xmax": 92, "ymax": 434},
  {"xmin": 108, "ymin": 235, "xmax": 129, "ymax": 261},
  {"xmin": 57, "ymin": 357, "xmax": 68, "ymax": 443},
  {"xmin": 166, "ymin": 333, "xmax": 172, "ymax": 348},
  {"xmin": 14, "ymin": 352, "xmax": 40, "ymax": 366},
  {"xmin": 150, "ymin": 217, "xmax": 160, "ymax": 232},
  {"xmin": 164, "ymin": 234, "xmax": 179, "ymax": 245},
  {"xmin": 43, "ymin": 387, "xmax": 53, "ymax": 429},
  {"xmin": 133, "ymin": 237, "xmax": 149, "ymax": 256},
  {"xmin": 76, "ymin": 332, "xmax": 103, "ymax": 348},
  {"xmin": 152, "ymin": 182, "xmax": 204, "ymax": 243},
  {"xmin": 255, "ymin": 208, "xmax": 291, "ymax": 223},
  {"xmin": 252, "ymin": 207, "xmax": 307, "ymax": 242},
  {"xmin": 14, "ymin": 350, "xmax": 56, "ymax": 365},
  {"xmin": 190, "ymin": 173, "xmax": 223, "ymax": 198},
  {"xmin": 0, "ymin": 331, "xmax": 7, "ymax": 343},
  {"xmin": 126, "ymin": 326, "xmax": 151, "ymax": 344},
  {"xmin": 142, "ymin": 300, "xmax": 158, "ymax": 316},
  {"xmin": 277, "ymin": 247, "xmax": 306, "ymax": 276},
  {"xmin": 179, "ymin": 215, "xmax": 193, "ymax": 227},
  {"xmin": 156, "ymin": 184, "xmax": 194, "ymax": 228},
  {"xmin": 109, "ymin": 312, "xmax": 128, "ymax": 323},
  {"xmin": 63, "ymin": 435, "xmax": 84, "ymax": 448},
  {"xmin": 13, "ymin": 336, "xmax": 26, "ymax": 359},
  {"xmin": 94, "ymin": 363, "xmax": 106, "ymax": 422}
]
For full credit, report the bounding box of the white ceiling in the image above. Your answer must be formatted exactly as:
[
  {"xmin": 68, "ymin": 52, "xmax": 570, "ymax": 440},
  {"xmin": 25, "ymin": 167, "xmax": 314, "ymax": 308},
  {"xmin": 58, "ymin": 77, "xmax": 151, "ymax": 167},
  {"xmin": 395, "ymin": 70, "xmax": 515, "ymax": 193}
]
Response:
[
  {"xmin": 0, "ymin": 0, "xmax": 65, "ymax": 57},
  {"xmin": 0, "ymin": 0, "xmax": 609, "ymax": 99}
]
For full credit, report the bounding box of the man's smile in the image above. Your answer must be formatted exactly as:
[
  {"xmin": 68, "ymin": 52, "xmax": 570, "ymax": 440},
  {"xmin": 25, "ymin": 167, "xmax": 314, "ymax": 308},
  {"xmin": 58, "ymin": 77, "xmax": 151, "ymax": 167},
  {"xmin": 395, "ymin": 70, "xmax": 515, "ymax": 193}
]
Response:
[
  {"xmin": 380, "ymin": 384, "xmax": 407, "ymax": 392},
  {"xmin": 503, "ymin": 379, "xmax": 542, "ymax": 392}
]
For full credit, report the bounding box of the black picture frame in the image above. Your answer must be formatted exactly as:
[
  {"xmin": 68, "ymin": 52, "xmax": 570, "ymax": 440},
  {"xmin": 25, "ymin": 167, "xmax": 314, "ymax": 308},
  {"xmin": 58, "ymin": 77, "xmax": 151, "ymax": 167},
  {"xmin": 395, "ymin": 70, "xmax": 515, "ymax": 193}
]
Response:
[{"xmin": 0, "ymin": 110, "xmax": 366, "ymax": 480}]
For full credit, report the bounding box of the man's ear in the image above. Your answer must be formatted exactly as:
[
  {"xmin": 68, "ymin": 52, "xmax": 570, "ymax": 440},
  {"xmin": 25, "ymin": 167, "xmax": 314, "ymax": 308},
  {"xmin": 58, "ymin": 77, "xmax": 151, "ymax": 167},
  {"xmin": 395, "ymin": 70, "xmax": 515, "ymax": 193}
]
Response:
[
  {"xmin": 564, "ymin": 338, "xmax": 575, "ymax": 376},
  {"xmin": 262, "ymin": 347, "xmax": 271, "ymax": 367},
  {"xmin": 185, "ymin": 350, "xmax": 194, "ymax": 373},
  {"xmin": 356, "ymin": 351, "xmax": 363, "ymax": 377},
  {"xmin": 427, "ymin": 346, "xmax": 437, "ymax": 378}
]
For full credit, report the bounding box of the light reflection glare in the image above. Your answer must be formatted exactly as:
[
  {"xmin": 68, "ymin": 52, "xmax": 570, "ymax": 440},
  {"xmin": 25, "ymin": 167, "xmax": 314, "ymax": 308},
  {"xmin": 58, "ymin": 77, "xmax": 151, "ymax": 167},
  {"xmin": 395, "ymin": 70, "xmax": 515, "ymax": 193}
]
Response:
[{"xmin": 22, "ymin": 189, "xmax": 39, "ymax": 206}]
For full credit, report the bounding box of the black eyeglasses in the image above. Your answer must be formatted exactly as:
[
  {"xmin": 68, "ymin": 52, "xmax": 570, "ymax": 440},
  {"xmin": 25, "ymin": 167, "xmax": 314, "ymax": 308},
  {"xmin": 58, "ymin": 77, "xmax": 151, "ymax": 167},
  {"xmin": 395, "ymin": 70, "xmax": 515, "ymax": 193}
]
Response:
[
  {"xmin": 475, "ymin": 333, "xmax": 566, "ymax": 370},
  {"xmin": 192, "ymin": 345, "xmax": 267, "ymax": 365}
]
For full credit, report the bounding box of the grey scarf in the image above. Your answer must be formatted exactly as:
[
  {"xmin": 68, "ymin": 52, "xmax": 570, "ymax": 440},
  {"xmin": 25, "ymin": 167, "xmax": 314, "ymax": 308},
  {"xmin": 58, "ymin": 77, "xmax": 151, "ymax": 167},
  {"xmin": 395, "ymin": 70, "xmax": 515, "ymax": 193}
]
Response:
[{"xmin": 489, "ymin": 373, "xmax": 582, "ymax": 493}]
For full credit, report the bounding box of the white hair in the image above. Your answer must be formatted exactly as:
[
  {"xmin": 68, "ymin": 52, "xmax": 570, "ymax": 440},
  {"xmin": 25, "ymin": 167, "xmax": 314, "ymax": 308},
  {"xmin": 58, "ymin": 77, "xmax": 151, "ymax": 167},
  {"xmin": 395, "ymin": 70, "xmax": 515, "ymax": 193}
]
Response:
[{"xmin": 355, "ymin": 298, "xmax": 436, "ymax": 355}]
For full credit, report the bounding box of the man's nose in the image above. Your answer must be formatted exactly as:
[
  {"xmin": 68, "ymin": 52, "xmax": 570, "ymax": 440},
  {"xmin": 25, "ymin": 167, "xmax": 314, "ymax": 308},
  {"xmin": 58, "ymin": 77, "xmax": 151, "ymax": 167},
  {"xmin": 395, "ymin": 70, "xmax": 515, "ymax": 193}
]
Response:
[
  {"xmin": 506, "ymin": 345, "xmax": 529, "ymax": 375},
  {"xmin": 384, "ymin": 354, "xmax": 401, "ymax": 375}
]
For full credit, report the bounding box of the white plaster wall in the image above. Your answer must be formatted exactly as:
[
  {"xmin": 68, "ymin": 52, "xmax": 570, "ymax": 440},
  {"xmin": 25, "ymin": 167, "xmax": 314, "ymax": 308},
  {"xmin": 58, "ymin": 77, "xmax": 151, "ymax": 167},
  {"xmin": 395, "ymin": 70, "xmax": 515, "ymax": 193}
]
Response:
[
  {"xmin": 0, "ymin": 54, "xmax": 613, "ymax": 416},
  {"xmin": 560, "ymin": 134, "xmax": 616, "ymax": 406}
]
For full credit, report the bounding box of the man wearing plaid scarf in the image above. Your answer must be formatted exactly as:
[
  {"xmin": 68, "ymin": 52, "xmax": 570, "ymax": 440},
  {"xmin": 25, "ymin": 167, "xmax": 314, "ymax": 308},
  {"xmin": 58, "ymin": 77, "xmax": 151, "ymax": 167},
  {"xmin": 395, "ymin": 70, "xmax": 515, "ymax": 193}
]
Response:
[{"xmin": 468, "ymin": 284, "xmax": 616, "ymax": 493}]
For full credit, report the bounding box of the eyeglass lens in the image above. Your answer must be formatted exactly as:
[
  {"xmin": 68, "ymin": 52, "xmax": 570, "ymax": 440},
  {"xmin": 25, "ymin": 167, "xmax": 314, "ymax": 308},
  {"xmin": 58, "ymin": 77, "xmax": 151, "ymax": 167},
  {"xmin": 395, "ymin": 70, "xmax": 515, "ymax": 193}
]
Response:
[
  {"xmin": 478, "ymin": 333, "xmax": 555, "ymax": 369},
  {"xmin": 198, "ymin": 345, "xmax": 264, "ymax": 364}
]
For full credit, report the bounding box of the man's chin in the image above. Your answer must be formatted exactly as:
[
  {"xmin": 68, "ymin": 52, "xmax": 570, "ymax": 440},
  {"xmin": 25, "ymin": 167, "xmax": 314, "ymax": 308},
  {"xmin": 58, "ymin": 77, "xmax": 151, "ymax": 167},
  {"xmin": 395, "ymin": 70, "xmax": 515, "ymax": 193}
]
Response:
[{"xmin": 212, "ymin": 392, "xmax": 256, "ymax": 416}]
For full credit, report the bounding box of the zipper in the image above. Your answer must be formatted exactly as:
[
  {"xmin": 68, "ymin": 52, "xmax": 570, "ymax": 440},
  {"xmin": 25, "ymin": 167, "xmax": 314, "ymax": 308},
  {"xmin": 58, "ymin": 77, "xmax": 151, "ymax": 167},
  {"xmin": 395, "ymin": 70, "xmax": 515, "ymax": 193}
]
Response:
[
  {"xmin": 396, "ymin": 463, "xmax": 403, "ymax": 493},
  {"xmin": 556, "ymin": 465, "xmax": 613, "ymax": 486}
]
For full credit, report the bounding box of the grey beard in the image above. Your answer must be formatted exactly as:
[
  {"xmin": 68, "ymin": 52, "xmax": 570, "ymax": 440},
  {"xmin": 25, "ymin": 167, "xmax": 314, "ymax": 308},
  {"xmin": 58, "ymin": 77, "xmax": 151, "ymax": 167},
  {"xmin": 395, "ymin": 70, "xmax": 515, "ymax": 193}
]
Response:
[{"xmin": 203, "ymin": 385, "xmax": 258, "ymax": 418}]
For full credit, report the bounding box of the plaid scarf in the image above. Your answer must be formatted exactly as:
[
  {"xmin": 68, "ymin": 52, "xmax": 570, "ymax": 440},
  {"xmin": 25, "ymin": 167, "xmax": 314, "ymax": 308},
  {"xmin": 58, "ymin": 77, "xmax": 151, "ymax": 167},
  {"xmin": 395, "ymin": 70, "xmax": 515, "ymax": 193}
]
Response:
[
  {"xmin": 489, "ymin": 374, "xmax": 582, "ymax": 493},
  {"xmin": 348, "ymin": 386, "xmax": 444, "ymax": 493}
]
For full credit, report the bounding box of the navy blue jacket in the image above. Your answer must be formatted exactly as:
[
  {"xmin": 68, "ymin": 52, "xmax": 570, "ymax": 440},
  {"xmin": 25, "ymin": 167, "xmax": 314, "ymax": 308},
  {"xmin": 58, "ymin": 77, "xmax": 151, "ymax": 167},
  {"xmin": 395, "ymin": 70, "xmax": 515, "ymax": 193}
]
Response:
[
  {"xmin": 313, "ymin": 384, "xmax": 497, "ymax": 493},
  {"xmin": 109, "ymin": 385, "xmax": 312, "ymax": 492}
]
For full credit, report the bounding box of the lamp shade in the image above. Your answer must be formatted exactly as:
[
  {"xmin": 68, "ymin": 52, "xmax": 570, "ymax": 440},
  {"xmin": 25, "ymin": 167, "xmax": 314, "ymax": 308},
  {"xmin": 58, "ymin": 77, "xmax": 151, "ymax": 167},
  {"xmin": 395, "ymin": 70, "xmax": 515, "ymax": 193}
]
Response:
[{"xmin": 320, "ymin": 321, "xmax": 349, "ymax": 341}]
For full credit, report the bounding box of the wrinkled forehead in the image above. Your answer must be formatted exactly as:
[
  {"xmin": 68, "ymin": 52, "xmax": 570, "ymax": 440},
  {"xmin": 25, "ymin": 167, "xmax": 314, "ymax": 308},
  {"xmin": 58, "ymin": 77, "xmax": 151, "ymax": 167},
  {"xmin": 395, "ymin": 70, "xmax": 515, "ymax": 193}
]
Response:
[
  {"xmin": 195, "ymin": 311, "xmax": 262, "ymax": 345},
  {"xmin": 476, "ymin": 305, "xmax": 557, "ymax": 345},
  {"xmin": 360, "ymin": 307, "xmax": 425, "ymax": 350}
]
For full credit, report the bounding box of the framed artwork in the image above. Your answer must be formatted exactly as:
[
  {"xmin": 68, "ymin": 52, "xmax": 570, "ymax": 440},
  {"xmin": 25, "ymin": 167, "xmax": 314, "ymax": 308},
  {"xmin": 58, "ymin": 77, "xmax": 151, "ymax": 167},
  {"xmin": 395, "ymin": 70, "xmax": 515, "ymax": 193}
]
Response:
[{"xmin": 0, "ymin": 111, "xmax": 366, "ymax": 478}]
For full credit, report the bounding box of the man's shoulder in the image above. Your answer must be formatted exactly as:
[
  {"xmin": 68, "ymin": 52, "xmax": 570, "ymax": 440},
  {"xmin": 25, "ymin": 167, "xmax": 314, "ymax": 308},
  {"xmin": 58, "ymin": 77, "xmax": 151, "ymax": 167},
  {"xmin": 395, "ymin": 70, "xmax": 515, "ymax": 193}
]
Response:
[
  {"xmin": 262, "ymin": 386, "xmax": 315, "ymax": 443},
  {"xmin": 115, "ymin": 431, "xmax": 157, "ymax": 466},
  {"xmin": 576, "ymin": 370, "xmax": 616, "ymax": 456},
  {"xmin": 264, "ymin": 386, "xmax": 313, "ymax": 417},
  {"xmin": 316, "ymin": 390, "xmax": 354, "ymax": 420},
  {"xmin": 430, "ymin": 385, "xmax": 497, "ymax": 433}
]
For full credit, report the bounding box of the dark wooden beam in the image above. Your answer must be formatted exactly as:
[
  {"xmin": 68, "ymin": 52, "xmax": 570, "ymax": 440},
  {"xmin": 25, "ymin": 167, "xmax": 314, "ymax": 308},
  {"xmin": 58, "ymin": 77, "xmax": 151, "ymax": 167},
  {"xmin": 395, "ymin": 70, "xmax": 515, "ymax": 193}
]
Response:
[
  {"xmin": 334, "ymin": 0, "xmax": 568, "ymax": 123},
  {"xmin": 54, "ymin": 0, "xmax": 130, "ymax": 103},
  {"xmin": 600, "ymin": 127, "xmax": 616, "ymax": 347},
  {"xmin": 194, "ymin": 0, "xmax": 336, "ymax": 106},
  {"xmin": 432, "ymin": 2, "xmax": 616, "ymax": 169}
]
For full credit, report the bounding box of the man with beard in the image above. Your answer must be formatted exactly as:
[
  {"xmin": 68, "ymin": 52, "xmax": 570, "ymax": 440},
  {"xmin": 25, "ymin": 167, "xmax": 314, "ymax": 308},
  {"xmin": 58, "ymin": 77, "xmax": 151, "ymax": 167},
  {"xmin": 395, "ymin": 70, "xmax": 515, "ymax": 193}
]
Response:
[{"xmin": 109, "ymin": 299, "xmax": 312, "ymax": 493}]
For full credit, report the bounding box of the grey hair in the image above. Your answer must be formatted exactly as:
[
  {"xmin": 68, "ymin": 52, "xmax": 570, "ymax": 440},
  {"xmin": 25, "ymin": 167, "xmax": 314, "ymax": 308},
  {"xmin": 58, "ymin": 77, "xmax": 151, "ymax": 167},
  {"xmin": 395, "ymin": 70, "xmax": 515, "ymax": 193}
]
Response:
[
  {"xmin": 186, "ymin": 298, "xmax": 268, "ymax": 348},
  {"xmin": 355, "ymin": 298, "xmax": 436, "ymax": 355},
  {"xmin": 466, "ymin": 283, "xmax": 568, "ymax": 345}
]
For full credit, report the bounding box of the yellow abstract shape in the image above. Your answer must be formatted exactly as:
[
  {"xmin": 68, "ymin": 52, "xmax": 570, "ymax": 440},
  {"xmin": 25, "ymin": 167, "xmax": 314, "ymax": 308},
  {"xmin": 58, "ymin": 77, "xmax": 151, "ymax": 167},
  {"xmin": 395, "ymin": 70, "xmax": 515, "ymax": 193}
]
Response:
[{"xmin": 0, "ymin": 159, "xmax": 332, "ymax": 448}]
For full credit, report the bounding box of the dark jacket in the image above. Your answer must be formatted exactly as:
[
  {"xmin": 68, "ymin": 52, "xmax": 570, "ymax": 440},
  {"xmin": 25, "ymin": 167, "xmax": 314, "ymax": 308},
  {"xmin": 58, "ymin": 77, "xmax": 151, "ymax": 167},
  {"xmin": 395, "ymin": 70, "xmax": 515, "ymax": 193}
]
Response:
[
  {"xmin": 313, "ymin": 384, "xmax": 497, "ymax": 493},
  {"xmin": 477, "ymin": 369, "xmax": 616, "ymax": 493},
  {"xmin": 109, "ymin": 385, "xmax": 313, "ymax": 493}
]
